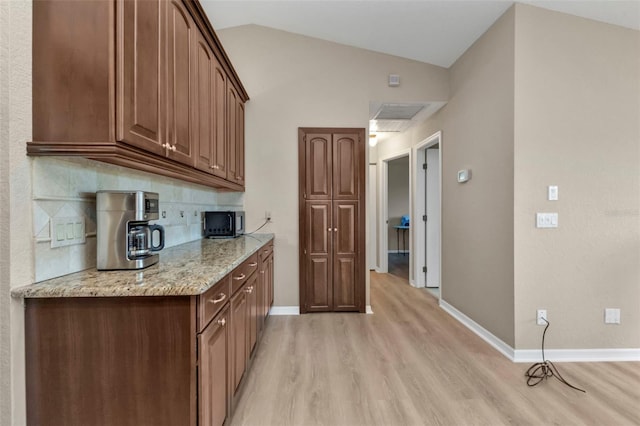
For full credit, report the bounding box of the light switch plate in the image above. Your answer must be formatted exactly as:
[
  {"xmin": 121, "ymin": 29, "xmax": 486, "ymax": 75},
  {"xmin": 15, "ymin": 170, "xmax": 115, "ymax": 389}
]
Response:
[
  {"xmin": 604, "ymin": 308, "xmax": 621, "ymax": 324},
  {"xmin": 548, "ymin": 185, "xmax": 558, "ymax": 201},
  {"xmin": 50, "ymin": 217, "xmax": 86, "ymax": 248},
  {"xmin": 536, "ymin": 213, "xmax": 558, "ymax": 228}
]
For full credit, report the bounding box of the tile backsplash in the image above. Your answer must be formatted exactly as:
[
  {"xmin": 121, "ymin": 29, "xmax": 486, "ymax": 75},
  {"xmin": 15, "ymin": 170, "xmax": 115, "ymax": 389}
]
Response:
[{"xmin": 32, "ymin": 157, "xmax": 243, "ymax": 282}]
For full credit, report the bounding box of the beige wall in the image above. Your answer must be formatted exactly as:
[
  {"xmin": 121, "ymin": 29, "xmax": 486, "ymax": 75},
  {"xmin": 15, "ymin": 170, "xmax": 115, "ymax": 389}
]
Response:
[
  {"xmin": 387, "ymin": 156, "xmax": 410, "ymax": 252},
  {"xmin": 217, "ymin": 24, "xmax": 449, "ymax": 307},
  {"xmin": 378, "ymin": 8, "xmax": 517, "ymax": 346},
  {"xmin": 435, "ymin": 7, "xmax": 516, "ymax": 346},
  {"xmin": 377, "ymin": 4, "xmax": 640, "ymax": 351},
  {"xmin": 513, "ymin": 4, "xmax": 640, "ymax": 349},
  {"xmin": 1, "ymin": 1, "xmax": 32, "ymax": 423}
]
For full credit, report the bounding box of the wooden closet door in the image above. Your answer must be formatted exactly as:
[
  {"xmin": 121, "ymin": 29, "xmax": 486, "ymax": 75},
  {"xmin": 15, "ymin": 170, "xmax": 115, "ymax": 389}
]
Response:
[
  {"xmin": 304, "ymin": 201, "xmax": 333, "ymax": 311},
  {"xmin": 333, "ymin": 201, "xmax": 359, "ymax": 311},
  {"xmin": 333, "ymin": 133, "xmax": 360, "ymax": 200},
  {"xmin": 299, "ymin": 127, "xmax": 365, "ymax": 314},
  {"xmin": 304, "ymin": 133, "xmax": 332, "ymax": 200},
  {"xmin": 117, "ymin": 0, "xmax": 164, "ymax": 155}
]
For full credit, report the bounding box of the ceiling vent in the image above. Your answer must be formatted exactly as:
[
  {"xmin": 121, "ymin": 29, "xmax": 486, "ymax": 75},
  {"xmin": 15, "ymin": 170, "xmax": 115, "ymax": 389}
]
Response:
[{"xmin": 373, "ymin": 103, "xmax": 425, "ymax": 121}]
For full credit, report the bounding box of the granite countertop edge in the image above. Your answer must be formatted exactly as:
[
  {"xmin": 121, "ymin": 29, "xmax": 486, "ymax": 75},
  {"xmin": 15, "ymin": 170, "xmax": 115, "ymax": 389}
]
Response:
[{"xmin": 11, "ymin": 234, "xmax": 274, "ymax": 299}]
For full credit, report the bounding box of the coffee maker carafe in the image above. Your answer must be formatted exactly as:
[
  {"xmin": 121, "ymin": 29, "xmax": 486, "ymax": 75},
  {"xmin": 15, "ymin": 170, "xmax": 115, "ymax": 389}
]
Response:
[{"xmin": 97, "ymin": 191, "xmax": 165, "ymax": 270}]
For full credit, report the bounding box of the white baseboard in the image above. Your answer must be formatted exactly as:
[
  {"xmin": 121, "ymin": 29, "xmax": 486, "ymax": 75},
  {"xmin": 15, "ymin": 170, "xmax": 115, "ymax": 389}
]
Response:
[
  {"xmin": 513, "ymin": 348, "xmax": 640, "ymax": 363},
  {"xmin": 269, "ymin": 306, "xmax": 300, "ymax": 315},
  {"xmin": 366, "ymin": 305, "xmax": 373, "ymax": 314},
  {"xmin": 440, "ymin": 300, "xmax": 515, "ymax": 360},
  {"xmin": 440, "ymin": 300, "xmax": 640, "ymax": 363}
]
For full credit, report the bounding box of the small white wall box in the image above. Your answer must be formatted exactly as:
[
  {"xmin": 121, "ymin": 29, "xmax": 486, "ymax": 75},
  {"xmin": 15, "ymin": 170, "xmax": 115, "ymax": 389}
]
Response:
[
  {"xmin": 457, "ymin": 169, "xmax": 471, "ymax": 183},
  {"xmin": 388, "ymin": 74, "xmax": 400, "ymax": 87}
]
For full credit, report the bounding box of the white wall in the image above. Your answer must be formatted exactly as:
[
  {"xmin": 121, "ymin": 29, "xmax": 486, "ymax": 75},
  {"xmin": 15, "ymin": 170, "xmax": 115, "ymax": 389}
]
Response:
[{"xmin": 217, "ymin": 24, "xmax": 449, "ymax": 307}]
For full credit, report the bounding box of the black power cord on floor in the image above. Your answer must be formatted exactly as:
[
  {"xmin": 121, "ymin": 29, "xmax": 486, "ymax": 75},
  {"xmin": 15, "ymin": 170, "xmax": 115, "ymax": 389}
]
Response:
[{"xmin": 524, "ymin": 318, "xmax": 586, "ymax": 393}]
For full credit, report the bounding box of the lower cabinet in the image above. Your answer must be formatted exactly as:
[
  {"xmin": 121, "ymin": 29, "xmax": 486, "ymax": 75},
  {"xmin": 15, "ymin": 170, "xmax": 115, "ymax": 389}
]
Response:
[
  {"xmin": 230, "ymin": 281, "xmax": 248, "ymax": 395},
  {"xmin": 198, "ymin": 306, "xmax": 229, "ymax": 426},
  {"xmin": 23, "ymin": 240, "xmax": 274, "ymax": 426}
]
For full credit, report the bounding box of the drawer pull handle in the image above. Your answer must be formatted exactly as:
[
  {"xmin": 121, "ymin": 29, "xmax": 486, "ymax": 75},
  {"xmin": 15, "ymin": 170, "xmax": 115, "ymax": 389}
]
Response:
[
  {"xmin": 248, "ymin": 262, "xmax": 257, "ymax": 267},
  {"xmin": 245, "ymin": 286, "xmax": 254, "ymax": 294},
  {"xmin": 209, "ymin": 293, "xmax": 227, "ymax": 304},
  {"xmin": 233, "ymin": 273, "xmax": 246, "ymax": 281},
  {"xmin": 217, "ymin": 318, "xmax": 226, "ymax": 326}
]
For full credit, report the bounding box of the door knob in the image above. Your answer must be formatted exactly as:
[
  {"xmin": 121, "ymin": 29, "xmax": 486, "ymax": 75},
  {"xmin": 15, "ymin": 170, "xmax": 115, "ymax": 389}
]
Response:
[{"xmin": 217, "ymin": 318, "xmax": 226, "ymax": 326}]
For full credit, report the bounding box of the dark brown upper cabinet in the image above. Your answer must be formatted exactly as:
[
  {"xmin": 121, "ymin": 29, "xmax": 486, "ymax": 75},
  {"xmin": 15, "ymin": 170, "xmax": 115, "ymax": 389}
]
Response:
[
  {"xmin": 30, "ymin": 0, "xmax": 249, "ymax": 191},
  {"xmin": 298, "ymin": 128, "xmax": 365, "ymax": 313}
]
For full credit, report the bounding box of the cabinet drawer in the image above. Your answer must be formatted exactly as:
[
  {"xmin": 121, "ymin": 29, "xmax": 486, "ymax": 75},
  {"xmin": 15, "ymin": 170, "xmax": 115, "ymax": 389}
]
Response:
[
  {"xmin": 259, "ymin": 241, "xmax": 274, "ymax": 262},
  {"xmin": 198, "ymin": 274, "xmax": 232, "ymax": 332},
  {"xmin": 231, "ymin": 253, "xmax": 259, "ymax": 294}
]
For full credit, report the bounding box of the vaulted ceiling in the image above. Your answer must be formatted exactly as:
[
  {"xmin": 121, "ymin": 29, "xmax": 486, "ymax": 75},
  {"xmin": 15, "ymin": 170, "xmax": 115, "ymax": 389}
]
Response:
[{"xmin": 202, "ymin": 1, "xmax": 640, "ymax": 68}]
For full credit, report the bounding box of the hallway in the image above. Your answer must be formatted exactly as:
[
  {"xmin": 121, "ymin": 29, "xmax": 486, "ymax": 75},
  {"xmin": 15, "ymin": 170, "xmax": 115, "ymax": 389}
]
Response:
[{"xmin": 230, "ymin": 272, "xmax": 640, "ymax": 425}]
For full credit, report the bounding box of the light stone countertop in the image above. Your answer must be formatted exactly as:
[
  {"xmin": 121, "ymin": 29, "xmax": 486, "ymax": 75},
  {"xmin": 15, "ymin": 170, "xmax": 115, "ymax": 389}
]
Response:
[{"xmin": 11, "ymin": 234, "xmax": 274, "ymax": 298}]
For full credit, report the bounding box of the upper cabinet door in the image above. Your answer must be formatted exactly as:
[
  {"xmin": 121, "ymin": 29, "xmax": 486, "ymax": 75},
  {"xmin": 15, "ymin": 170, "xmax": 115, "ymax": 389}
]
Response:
[
  {"xmin": 304, "ymin": 133, "xmax": 332, "ymax": 200},
  {"xmin": 117, "ymin": 0, "xmax": 164, "ymax": 155},
  {"xmin": 332, "ymin": 133, "xmax": 360, "ymax": 200},
  {"xmin": 165, "ymin": 0, "xmax": 195, "ymax": 166},
  {"xmin": 227, "ymin": 84, "xmax": 239, "ymax": 184},
  {"xmin": 212, "ymin": 60, "xmax": 228, "ymax": 179},
  {"xmin": 193, "ymin": 32, "xmax": 214, "ymax": 173},
  {"xmin": 236, "ymin": 101, "xmax": 245, "ymax": 186}
]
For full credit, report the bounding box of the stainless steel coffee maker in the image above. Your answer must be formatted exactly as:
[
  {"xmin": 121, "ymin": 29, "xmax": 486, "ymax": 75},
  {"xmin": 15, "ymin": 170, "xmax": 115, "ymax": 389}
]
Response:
[{"xmin": 96, "ymin": 191, "xmax": 165, "ymax": 270}]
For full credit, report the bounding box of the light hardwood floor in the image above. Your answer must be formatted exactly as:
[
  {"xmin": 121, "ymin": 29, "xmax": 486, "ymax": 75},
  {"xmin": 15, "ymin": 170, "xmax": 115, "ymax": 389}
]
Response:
[{"xmin": 230, "ymin": 272, "xmax": 640, "ymax": 425}]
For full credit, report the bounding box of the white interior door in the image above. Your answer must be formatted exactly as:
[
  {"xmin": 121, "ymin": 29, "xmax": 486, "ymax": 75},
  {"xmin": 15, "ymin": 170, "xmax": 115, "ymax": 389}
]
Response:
[
  {"xmin": 426, "ymin": 148, "xmax": 440, "ymax": 287},
  {"xmin": 368, "ymin": 164, "xmax": 377, "ymax": 269}
]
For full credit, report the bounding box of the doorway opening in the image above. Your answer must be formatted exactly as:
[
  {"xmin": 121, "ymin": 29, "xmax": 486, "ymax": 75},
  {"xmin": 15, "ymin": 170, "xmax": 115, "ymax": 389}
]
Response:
[
  {"xmin": 387, "ymin": 156, "xmax": 410, "ymax": 281},
  {"xmin": 412, "ymin": 131, "xmax": 442, "ymax": 300},
  {"xmin": 377, "ymin": 148, "xmax": 412, "ymax": 280}
]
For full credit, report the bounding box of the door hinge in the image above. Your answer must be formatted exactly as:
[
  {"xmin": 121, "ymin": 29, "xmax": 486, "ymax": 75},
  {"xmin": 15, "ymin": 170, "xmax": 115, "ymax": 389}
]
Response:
[
  {"xmin": 422, "ymin": 215, "xmax": 427, "ymax": 222},
  {"xmin": 303, "ymin": 191, "xmax": 306, "ymax": 199},
  {"xmin": 303, "ymin": 248, "xmax": 307, "ymax": 255},
  {"xmin": 423, "ymin": 163, "xmax": 428, "ymax": 170},
  {"xmin": 423, "ymin": 266, "xmax": 427, "ymax": 273}
]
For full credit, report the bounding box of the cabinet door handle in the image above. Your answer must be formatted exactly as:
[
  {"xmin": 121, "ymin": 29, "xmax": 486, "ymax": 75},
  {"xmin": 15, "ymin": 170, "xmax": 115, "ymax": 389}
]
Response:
[
  {"xmin": 209, "ymin": 293, "xmax": 227, "ymax": 304},
  {"xmin": 334, "ymin": 228, "xmax": 338, "ymax": 232},
  {"xmin": 170, "ymin": 145, "xmax": 177, "ymax": 152},
  {"xmin": 213, "ymin": 165, "xmax": 220, "ymax": 169},
  {"xmin": 327, "ymin": 228, "xmax": 332, "ymax": 232},
  {"xmin": 245, "ymin": 285, "xmax": 254, "ymax": 294},
  {"xmin": 248, "ymin": 262, "xmax": 257, "ymax": 267},
  {"xmin": 233, "ymin": 273, "xmax": 246, "ymax": 281},
  {"xmin": 217, "ymin": 318, "xmax": 226, "ymax": 326},
  {"xmin": 161, "ymin": 143, "xmax": 168, "ymax": 149}
]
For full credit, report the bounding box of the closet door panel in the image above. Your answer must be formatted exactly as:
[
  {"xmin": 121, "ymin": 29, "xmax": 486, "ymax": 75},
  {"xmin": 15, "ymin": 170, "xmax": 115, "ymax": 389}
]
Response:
[
  {"xmin": 332, "ymin": 133, "xmax": 359, "ymax": 200},
  {"xmin": 305, "ymin": 134, "xmax": 332, "ymax": 200}
]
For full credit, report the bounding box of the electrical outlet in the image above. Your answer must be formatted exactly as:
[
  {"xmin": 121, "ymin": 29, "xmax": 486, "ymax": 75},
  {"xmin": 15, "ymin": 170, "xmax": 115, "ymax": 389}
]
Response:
[
  {"xmin": 265, "ymin": 211, "xmax": 272, "ymax": 221},
  {"xmin": 604, "ymin": 308, "xmax": 621, "ymax": 324},
  {"xmin": 537, "ymin": 309, "xmax": 547, "ymax": 326}
]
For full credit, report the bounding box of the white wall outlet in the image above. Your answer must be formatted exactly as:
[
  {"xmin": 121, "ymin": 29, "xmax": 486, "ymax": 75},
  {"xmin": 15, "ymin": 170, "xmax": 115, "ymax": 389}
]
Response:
[
  {"xmin": 604, "ymin": 308, "xmax": 621, "ymax": 324},
  {"xmin": 537, "ymin": 309, "xmax": 547, "ymax": 326},
  {"xmin": 548, "ymin": 185, "xmax": 558, "ymax": 201},
  {"xmin": 536, "ymin": 213, "xmax": 558, "ymax": 228},
  {"xmin": 265, "ymin": 211, "xmax": 272, "ymax": 221},
  {"xmin": 50, "ymin": 217, "xmax": 85, "ymax": 248}
]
